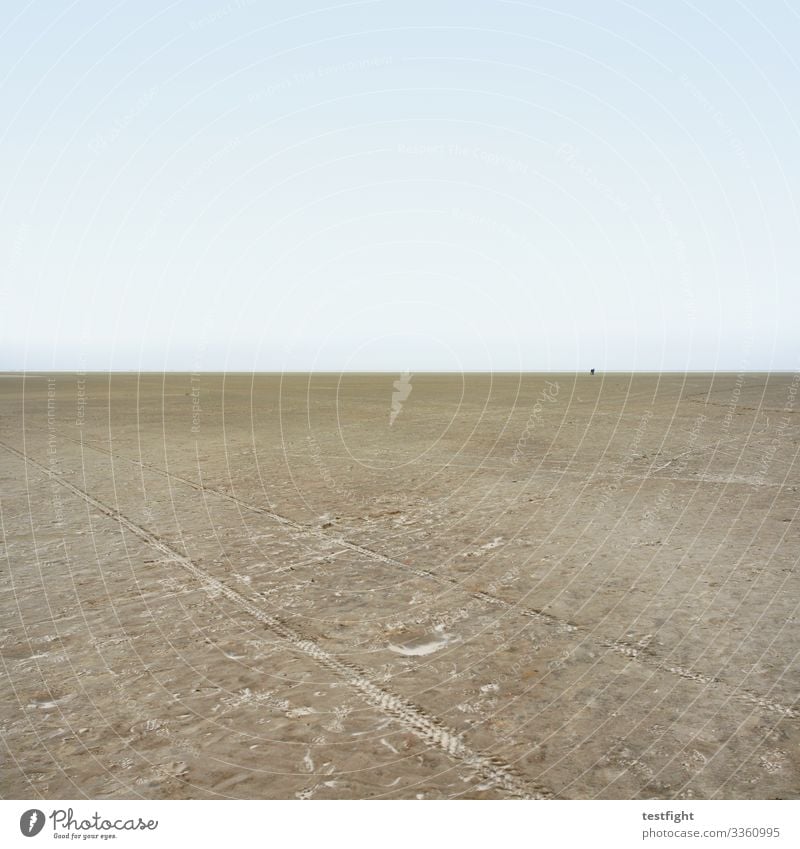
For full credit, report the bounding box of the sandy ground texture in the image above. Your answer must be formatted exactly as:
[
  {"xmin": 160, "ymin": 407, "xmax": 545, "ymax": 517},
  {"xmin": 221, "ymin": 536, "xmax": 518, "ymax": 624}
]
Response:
[{"xmin": 0, "ymin": 372, "xmax": 798, "ymax": 800}]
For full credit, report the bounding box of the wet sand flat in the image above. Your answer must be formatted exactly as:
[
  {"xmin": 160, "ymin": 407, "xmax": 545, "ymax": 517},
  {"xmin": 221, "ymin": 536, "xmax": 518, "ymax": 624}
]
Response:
[{"xmin": 1, "ymin": 372, "xmax": 798, "ymax": 799}]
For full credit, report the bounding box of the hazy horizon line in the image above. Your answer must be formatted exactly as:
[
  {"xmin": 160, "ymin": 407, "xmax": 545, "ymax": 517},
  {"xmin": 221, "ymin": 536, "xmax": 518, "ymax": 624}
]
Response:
[{"xmin": 2, "ymin": 369, "xmax": 795, "ymax": 376}]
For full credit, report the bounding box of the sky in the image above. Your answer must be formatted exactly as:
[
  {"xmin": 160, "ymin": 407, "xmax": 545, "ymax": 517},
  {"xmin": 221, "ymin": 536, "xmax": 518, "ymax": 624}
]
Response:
[{"xmin": 1, "ymin": 0, "xmax": 798, "ymax": 372}]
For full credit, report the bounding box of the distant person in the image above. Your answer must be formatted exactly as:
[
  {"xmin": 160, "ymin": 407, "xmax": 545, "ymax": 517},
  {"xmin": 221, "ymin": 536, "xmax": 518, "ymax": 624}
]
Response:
[{"xmin": 590, "ymin": 368, "xmax": 595, "ymax": 375}]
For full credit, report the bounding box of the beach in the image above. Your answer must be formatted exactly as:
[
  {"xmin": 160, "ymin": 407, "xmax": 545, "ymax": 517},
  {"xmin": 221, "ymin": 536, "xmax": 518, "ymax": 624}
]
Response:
[{"xmin": 1, "ymin": 372, "xmax": 797, "ymax": 799}]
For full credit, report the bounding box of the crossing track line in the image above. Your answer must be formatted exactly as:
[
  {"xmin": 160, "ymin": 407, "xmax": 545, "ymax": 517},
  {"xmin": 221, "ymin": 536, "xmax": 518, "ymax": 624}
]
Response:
[
  {"xmin": 53, "ymin": 434, "xmax": 800, "ymax": 722},
  {"xmin": 1, "ymin": 439, "xmax": 553, "ymax": 800}
]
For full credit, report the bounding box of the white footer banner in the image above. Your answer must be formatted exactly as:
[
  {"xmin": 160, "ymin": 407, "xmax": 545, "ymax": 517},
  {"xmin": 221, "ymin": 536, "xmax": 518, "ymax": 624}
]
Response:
[{"xmin": 1, "ymin": 800, "xmax": 797, "ymax": 848}]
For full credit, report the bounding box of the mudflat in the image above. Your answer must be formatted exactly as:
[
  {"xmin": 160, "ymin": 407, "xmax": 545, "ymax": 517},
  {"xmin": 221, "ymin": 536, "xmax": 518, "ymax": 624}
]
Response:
[{"xmin": 1, "ymin": 372, "xmax": 797, "ymax": 799}]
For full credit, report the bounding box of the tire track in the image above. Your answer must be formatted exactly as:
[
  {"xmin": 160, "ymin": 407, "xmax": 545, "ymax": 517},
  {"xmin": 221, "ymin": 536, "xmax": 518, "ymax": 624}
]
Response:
[
  {"xmin": 1, "ymin": 440, "xmax": 552, "ymax": 800},
  {"xmin": 53, "ymin": 434, "xmax": 800, "ymax": 722}
]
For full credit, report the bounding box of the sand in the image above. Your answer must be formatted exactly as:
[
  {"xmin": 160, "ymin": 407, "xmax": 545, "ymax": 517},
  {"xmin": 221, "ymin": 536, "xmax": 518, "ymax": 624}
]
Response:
[{"xmin": 0, "ymin": 372, "xmax": 798, "ymax": 799}]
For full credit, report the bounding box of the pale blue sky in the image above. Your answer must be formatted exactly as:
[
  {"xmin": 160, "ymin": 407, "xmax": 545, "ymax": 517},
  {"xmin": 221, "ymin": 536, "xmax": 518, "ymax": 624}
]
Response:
[{"xmin": 2, "ymin": 1, "xmax": 798, "ymax": 371}]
